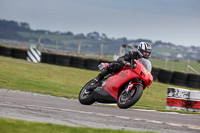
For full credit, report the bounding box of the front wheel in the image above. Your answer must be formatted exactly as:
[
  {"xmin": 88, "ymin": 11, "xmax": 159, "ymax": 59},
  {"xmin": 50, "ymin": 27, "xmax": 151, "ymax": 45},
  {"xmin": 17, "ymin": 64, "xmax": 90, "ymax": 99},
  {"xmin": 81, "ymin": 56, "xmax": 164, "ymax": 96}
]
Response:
[
  {"xmin": 79, "ymin": 80, "xmax": 96, "ymax": 105},
  {"xmin": 117, "ymin": 84, "xmax": 143, "ymax": 109}
]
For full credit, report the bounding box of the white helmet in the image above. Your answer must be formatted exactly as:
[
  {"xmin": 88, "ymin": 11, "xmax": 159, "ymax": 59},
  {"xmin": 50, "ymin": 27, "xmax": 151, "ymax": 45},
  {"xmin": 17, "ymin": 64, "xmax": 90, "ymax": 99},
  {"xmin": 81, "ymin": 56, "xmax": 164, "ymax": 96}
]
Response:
[{"xmin": 137, "ymin": 42, "xmax": 152, "ymax": 59}]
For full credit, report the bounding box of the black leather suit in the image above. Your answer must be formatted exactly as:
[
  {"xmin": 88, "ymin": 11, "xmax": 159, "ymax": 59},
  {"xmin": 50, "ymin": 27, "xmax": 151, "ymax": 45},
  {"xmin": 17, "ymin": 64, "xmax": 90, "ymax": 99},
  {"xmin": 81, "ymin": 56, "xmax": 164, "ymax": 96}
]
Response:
[{"xmin": 96, "ymin": 51, "xmax": 140, "ymax": 81}]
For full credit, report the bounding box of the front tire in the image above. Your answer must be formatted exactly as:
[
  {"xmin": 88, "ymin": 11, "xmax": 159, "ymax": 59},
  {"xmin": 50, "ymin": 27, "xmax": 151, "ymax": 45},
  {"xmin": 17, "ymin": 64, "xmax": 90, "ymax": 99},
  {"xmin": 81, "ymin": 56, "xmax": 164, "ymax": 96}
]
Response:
[
  {"xmin": 117, "ymin": 84, "xmax": 143, "ymax": 109},
  {"xmin": 79, "ymin": 80, "xmax": 96, "ymax": 105}
]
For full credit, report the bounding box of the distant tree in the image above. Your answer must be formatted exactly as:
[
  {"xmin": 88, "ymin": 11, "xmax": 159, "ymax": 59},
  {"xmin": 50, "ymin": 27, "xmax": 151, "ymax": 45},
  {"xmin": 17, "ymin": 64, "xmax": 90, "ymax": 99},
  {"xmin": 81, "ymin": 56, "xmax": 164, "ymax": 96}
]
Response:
[
  {"xmin": 155, "ymin": 40, "xmax": 163, "ymax": 44},
  {"xmin": 87, "ymin": 31, "xmax": 100, "ymax": 39},
  {"xmin": 20, "ymin": 22, "xmax": 30, "ymax": 31},
  {"xmin": 190, "ymin": 46, "xmax": 196, "ymax": 50},
  {"xmin": 75, "ymin": 33, "xmax": 85, "ymax": 39},
  {"xmin": 0, "ymin": 19, "xmax": 21, "ymax": 31},
  {"xmin": 93, "ymin": 31, "xmax": 99, "ymax": 38},
  {"xmin": 101, "ymin": 33, "xmax": 108, "ymax": 40},
  {"xmin": 35, "ymin": 30, "xmax": 50, "ymax": 34},
  {"xmin": 117, "ymin": 37, "xmax": 128, "ymax": 43},
  {"xmin": 64, "ymin": 31, "xmax": 73, "ymax": 36},
  {"xmin": 136, "ymin": 39, "xmax": 152, "ymax": 43}
]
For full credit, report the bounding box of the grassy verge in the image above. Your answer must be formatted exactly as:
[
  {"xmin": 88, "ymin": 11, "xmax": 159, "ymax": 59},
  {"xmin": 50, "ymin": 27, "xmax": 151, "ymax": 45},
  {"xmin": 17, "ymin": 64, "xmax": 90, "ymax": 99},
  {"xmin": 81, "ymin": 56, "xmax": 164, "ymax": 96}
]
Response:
[
  {"xmin": 0, "ymin": 56, "xmax": 199, "ymax": 114},
  {"xmin": 150, "ymin": 58, "xmax": 200, "ymax": 73},
  {"xmin": 0, "ymin": 117, "xmax": 154, "ymax": 133},
  {"xmin": 0, "ymin": 56, "xmax": 97, "ymax": 99}
]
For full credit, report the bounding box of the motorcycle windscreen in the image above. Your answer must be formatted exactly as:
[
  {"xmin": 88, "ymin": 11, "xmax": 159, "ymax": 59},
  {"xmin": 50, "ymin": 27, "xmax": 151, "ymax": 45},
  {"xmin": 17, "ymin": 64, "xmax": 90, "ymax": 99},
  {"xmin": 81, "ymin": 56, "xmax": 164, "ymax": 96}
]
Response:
[{"xmin": 138, "ymin": 58, "xmax": 152, "ymax": 72}]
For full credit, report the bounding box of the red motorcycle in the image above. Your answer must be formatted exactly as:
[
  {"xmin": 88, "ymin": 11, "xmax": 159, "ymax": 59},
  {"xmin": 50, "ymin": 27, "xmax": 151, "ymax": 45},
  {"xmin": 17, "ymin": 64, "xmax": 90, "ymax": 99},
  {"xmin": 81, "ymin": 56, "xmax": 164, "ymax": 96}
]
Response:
[{"xmin": 79, "ymin": 58, "xmax": 153, "ymax": 109}]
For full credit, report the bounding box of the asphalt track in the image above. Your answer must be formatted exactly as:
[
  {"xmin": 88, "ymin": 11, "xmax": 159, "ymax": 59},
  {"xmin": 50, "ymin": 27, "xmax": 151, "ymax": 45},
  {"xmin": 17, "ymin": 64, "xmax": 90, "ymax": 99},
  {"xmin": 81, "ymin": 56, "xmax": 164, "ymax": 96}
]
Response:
[{"xmin": 0, "ymin": 89, "xmax": 200, "ymax": 133}]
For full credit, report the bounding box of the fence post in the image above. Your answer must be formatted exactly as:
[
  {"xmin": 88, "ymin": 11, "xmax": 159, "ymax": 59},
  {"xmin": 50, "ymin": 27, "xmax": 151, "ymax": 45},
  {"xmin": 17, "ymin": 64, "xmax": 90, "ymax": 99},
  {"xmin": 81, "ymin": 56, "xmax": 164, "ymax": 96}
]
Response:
[
  {"xmin": 100, "ymin": 43, "xmax": 103, "ymax": 59},
  {"xmin": 119, "ymin": 45, "xmax": 123, "ymax": 57},
  {"xmin": 77, "ymin": 41, "xmax": 81, "ymax": 56},
  {"xmin": 56, "ymin": 41, "xmax": 58, "ymax": 54},
  {"xmin": 36, "ymin": 36, "xmax": 47, "ymax": 52},
  {"xmin": 165, "ymin": 55, "xmax": 168, "ymax": 69},
  {"xmin": 185, "ymin": 58, "xmax": 189, "ymax": 73},
  {"xmin": 171, "ymin": 58, "xmax": 174, "ymax": 70}
]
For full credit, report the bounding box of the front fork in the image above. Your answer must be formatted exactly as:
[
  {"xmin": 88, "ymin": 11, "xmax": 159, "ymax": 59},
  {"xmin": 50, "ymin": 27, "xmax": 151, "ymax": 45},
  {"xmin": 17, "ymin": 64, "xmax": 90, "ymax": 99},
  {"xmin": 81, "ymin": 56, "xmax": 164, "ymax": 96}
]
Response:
[{"xmin": 125, "ymin": 81, "xmax": 141, "ymax": 93}]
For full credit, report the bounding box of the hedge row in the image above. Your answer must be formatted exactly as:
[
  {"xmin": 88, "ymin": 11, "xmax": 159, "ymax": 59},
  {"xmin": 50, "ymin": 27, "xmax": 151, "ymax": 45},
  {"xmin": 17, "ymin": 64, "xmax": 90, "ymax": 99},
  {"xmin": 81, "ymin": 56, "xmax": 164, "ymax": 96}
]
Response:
[{"xmin": 0, "ymin": 45, "xmax": 199, "ymax": 89}]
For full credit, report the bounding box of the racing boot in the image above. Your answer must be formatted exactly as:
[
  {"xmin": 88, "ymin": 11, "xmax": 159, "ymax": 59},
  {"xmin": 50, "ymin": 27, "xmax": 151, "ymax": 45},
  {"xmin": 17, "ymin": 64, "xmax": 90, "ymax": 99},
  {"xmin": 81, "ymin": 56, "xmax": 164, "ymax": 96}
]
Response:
[{"xmin": 86, "ymin": 69, "xmax": 109, "ymax": 91}]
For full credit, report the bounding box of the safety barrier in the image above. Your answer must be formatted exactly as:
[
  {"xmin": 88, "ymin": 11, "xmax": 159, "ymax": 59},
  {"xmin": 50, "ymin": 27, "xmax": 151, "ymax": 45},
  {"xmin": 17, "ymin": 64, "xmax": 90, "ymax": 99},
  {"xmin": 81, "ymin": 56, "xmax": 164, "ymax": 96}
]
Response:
[
  {"xmin": 186, "ymin": 74, "xmax": 200, "ymax": 88},
  {"xmin": 85, "ymin": 59, "xmax": 101, "ymax": 70},
  {"xmin": 158, "ymin": 69, "xmax": 174, "ymax": 84},
  {"xmin": 166, "ymin": 87, "xmax": 200, "ymax": 112},
  {"xmin": 0, "ymin": 45, "xmax": 199, "ymax": 89},
  {"xmin": 151, "ymin": 67, "xmax": 160, "ymax": 81},
  {"xmin": 11, "ymin": 48, "xmax": 27, "ymax": 60},
  {"xmin": 166, "ymin": 87, "xmax": 190, "ymax": 111},
  {"xmin": 27, "ymin": 47, "xmax": 41, "ymax": 63},
  {"xmin": 55, "ymin": 54, "xmax": 71, "ymax": 66},
  {"xmin": 170, "ymin": 71, "xmax": 187, "ymax": 86},
  {"xmin": 0, "ymin": 46, "xmax": 12, "ymax": 57},
  {"xmin": 47, "ymin": 53, "xmax": 57, "ymax": 64},
  {"xmin": 189, "ymin": 90, "xmax": 200, "ymax": 112},
  {"xmin": 70, "ymin": 56, "xmax": 85, "ymax": 69}
]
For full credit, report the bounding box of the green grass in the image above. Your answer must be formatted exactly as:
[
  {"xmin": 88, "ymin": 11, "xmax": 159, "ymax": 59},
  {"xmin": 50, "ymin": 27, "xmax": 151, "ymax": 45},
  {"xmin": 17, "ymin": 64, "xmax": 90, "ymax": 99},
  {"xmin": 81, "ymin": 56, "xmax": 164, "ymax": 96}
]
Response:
[
  {"xmin": 0, "ymin": 56, "xmax": 199, "ymax": 114},
  {"xmin": 0, "ymin": 57, "xmax": 97, "ymax": 98},
  {"xmin": 0, "ymin": 117, "xmax": 154, "ymax": 133},
  {"xmin": 150, "ymin": 58, "xmax": 200, "ymax": 73}
]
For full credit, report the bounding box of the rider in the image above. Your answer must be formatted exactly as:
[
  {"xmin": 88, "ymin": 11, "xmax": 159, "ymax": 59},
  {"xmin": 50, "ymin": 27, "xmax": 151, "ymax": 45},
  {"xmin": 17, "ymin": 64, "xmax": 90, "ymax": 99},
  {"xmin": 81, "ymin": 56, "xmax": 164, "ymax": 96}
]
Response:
[{"xmin": 87, "ymin": 42, "xmax": 152, "ymax": 91}]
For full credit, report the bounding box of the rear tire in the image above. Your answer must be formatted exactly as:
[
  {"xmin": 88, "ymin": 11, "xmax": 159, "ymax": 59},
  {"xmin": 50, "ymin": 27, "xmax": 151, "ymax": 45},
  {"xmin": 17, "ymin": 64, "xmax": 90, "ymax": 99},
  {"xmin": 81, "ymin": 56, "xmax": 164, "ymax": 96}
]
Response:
[
  {"xmin": 117, "ymin": 84, "xmax": 143, "ymax": 109},
  {"xmin": 79, "ymin": 80, "xmax": 96, "ymax": 105}
]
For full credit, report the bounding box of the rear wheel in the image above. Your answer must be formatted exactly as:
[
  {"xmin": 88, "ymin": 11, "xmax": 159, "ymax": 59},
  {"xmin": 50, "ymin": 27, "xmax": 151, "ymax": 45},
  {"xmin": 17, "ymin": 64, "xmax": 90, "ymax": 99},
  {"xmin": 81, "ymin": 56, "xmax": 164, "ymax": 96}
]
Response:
[
  {"xmin": 117, "ymin": 84, "xmax": 143, "ymax": 109},
  {"xmin": 79, "ymin": 80, "xmax": 96, "ymax": 105}
]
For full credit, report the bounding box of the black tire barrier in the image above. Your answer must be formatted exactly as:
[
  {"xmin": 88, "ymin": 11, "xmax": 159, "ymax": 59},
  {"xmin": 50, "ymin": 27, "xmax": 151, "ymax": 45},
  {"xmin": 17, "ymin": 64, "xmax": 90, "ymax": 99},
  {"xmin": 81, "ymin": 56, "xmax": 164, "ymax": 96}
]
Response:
[
  {"xmin": 0, "ymin": 46, "xmax": 12, "ymax": 57},
  {"xmin": 47, "ymin": 53, "xmax": 57, "ymax": 64},
  {"xmin": 170, "ymin": 71, "xmax": 187, "ymax": 86},
  {"xmin": 11, "ymin": 48, "xmax": 27, "ymax": 60},
  {"xmin": 70, "ymin": 56, "xmax": 85, "ymax": 68},
  {"xmin": 40, "ymin": 52, "xmax": 49, "ymax": 63},
  {"xmin": 85, "ymin": 59, "xmax": 101, "ymax": 70},
  {"xmin": 151, "ymin": 67, "xmax": 160, "ymax": 81},
  {"xmin": 186, "ymin": 74, "xmax": 200, "ymax": 89},
  {"xmin": 56, "ymin": 54, "xmax": 71, "ymax": 66},
  {"xmin": 158, "ymin": 69, "xmax": 174, "ymax": 84}
]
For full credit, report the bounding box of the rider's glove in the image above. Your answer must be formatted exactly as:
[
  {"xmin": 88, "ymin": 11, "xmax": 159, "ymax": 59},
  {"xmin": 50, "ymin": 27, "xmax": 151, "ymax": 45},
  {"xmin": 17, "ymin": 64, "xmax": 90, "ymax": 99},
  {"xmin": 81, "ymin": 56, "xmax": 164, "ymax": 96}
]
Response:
[
  {"xmin": 122, "ymin": 61, "xmax": 126, "ymax": 65},
  {"xmin": 123, "ymin": 61, "xmax": 131, "ymax": 67},
  {"xmin": 131, "ymin": 60, "xmax": 137, "ymax": 69}
]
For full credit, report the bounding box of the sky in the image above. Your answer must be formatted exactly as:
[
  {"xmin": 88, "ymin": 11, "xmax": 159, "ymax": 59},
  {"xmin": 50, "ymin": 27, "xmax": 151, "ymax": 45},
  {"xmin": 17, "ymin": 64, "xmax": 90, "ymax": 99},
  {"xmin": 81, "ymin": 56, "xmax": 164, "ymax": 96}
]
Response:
[{"xmin": 0, "ymin": 0, "xmax": 200, "ymax": 46}]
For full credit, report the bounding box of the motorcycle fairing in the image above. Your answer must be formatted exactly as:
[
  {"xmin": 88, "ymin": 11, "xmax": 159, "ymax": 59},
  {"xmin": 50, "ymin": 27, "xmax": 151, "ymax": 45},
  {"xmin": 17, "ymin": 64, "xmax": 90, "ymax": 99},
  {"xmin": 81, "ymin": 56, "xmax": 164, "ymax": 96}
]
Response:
[
  {"xmin": 103, "ymin": 69, "xmax": 137, "ymax": 100},
  {"xmin": 102, "ymin": 60, "xmax": 153, "ymax": 100},
  {"xmin": 93, "ymin": 86, "xmax": 117, "ymax": 103}
]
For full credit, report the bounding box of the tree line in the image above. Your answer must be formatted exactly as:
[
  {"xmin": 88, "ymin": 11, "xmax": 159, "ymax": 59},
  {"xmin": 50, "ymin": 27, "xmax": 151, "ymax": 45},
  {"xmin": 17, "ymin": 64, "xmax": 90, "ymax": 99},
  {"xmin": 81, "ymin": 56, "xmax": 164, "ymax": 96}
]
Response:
[{"xmin": 1, "ymin": 19, "xmax": 200, "ymax": 61}]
